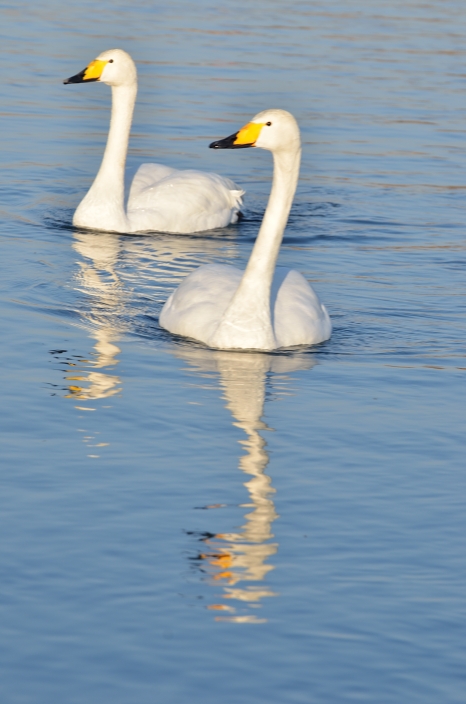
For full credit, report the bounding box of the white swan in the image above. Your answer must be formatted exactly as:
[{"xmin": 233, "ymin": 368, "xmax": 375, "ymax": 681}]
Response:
[
  {"xmin": 160, "ymin": 109, "xmax": 331, "ymax": 350},
  {"xmin": 64, "ymin": 49, "xmax": 244, "ymax": 234}
]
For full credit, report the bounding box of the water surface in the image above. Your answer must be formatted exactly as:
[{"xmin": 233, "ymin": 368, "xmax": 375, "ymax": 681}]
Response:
[{"xmin": 1, "ymin": 1, "xmax": 466, "ymax": 702}]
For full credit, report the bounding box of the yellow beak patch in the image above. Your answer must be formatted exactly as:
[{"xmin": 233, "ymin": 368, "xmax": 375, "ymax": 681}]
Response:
[
  {"xmin": 83, "ymin": 60, "xmax": 108, "ymax": 81},
  {"xmin": 234, "ymin": 122, "xmax": 264, "ymax": 146}
]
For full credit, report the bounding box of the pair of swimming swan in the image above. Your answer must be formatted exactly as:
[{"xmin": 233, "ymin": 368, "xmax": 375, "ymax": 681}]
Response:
[{"xmin": 65, "ymin": 49, "xmax": 331, "ymax": 351}]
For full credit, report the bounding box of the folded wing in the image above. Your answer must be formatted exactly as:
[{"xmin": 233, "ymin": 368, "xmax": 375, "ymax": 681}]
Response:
[{"xmin": 128, "ymin": 164, "xmax": 244, "ymax": 233}]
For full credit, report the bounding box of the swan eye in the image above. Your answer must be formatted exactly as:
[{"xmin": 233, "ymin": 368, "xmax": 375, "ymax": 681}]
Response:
[
  {"xmin": 109, "ymin": 59, "xmax": 114, "ymax": 63},
  {"xmin": 266, "ymin": 121, "xmax": 272, "ymax": 126}
]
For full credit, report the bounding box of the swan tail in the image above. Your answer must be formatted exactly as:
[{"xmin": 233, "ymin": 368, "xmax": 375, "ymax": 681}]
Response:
[{"xmin": 229, "ymin": 188, "xmax": 245, "ymax": 207}]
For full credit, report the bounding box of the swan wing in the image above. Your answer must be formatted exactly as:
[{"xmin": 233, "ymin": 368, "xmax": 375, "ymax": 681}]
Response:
[
  {"xmin": 160, "ymin": 263, "xmax": 242, "ymax": 344},
  {"xmin": 272, "ymin": 268, "xmax": 332, "ymax": 347},
  {"xmin": 128, "ymin": 163, "xmax": 178, "ymax": 203},
  {"xmin": 127, "ymin": 168, "xmax": 244, "ymax": 234}
]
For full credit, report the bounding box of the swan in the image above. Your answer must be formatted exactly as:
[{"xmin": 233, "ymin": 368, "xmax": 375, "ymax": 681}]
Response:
[
  {"xmin": 160, "ymin": 109, "xmax": 331, "ymax": 350},
  {"xmin": 64, "ymin": 49, "xmax": 244, "ymax": 234}
]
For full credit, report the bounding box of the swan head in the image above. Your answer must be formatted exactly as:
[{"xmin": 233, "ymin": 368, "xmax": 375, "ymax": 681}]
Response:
[
  {"xmin": 63, "ymin": 49, "xmax": 137, "ymax": 88},
  {"xmin": 210, "ymin": 109, "xmax": 300, "ymax": 153}
]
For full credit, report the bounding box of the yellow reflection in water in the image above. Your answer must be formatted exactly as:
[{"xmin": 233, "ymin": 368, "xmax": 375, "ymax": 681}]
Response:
[{"xmin": 176, "ymin": 347, "xmax": 315, "ymax": 623}]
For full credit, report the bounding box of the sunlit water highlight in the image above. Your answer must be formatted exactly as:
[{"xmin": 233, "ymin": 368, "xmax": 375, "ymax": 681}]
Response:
[{"xmin": 1, "ymin": 1, "xmax": 466, "ymax": 702}]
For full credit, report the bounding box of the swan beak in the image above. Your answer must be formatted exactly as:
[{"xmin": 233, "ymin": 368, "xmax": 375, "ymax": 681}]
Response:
[
  {"xmin": 210, "ymin": 122, "xmax": 264, "ymax": 149},
  {"xmin": 63, "ymin": 59, "xmax": 108, "ymax": 85}
]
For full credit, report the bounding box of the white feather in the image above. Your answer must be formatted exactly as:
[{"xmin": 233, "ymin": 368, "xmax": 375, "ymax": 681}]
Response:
[
  {"xmin": 67, "ymin": 49, "xmax": 243, "ymax": 234},
  {"xmin": 160, "ymin": 109, "xmax": 331, "ymax": 351},
  {"xmin": 127, "ymin": 165, "xmax": 243, "ymax": 233}
]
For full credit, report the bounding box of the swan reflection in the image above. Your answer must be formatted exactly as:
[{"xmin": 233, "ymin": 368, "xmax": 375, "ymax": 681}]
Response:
[
  {"xmin": 65, "ymin": 228, "xmax": 239, "ymax": 401},
  {"xmin": 64, "ymin": 231, "xmax": 125, "ymax": 401},
  {"xmin": 176, "ymin": 347, "xmax": 315, "ymax": 623},
  {"xmin": 60, "ymin": 229, "xmax": 315, "ymax": 621}
]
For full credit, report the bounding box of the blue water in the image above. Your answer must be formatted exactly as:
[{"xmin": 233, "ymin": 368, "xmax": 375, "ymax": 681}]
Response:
[{"xmin": 1, "ymin": 1, "xmax": 466, "ymax": 702}]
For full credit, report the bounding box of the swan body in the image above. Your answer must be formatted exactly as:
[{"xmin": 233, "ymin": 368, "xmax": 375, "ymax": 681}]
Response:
[
  {"xmin": 64, "ymin": 49, "xmax": 243, "ymax": 234},
  {"xmin": 160, "ymin": 109, "xmax": 331, "ymax": 350}
]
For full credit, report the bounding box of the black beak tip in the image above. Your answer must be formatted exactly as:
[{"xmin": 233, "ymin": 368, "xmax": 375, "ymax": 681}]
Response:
[
  {"xmin": 63, "ymin": 69, "xmax": 92, "ymax": 85},
  {"xmin": 208, "ymin": 131, "xmax": 255, "ymax": 150},
  {"xmin": 208, "ymin": 132, "xmax": 239, "ymax": 150}
]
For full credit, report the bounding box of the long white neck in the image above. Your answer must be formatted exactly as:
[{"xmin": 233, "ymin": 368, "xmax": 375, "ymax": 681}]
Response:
[
  {"xmin": 211, "ymin": 145, "xmax": 301, "ymax": 349},
  {"xmin": 73, "ymin": 83, "xmax": 137, "ymax": 233}
]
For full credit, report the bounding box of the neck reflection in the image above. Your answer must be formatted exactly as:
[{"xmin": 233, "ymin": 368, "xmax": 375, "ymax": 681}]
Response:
[
  {"xmin": 176, "ymin": 347, "xmax": 315, "ymax": 623},
  {"xmin": 63, "ymin": 228, "xmax": 240, "ymax": 402},
  {"xmin": 64, "ymin": 231, "xmax": 124, "ymax": 401}
]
